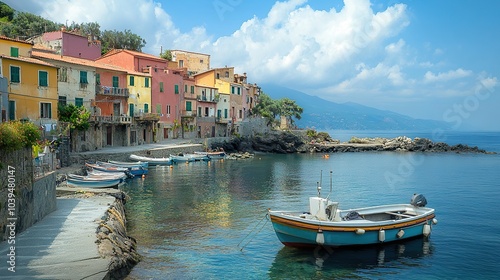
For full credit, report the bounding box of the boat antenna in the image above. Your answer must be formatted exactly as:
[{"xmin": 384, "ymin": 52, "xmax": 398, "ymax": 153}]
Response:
[{"xmin": 326, "ymin": 170, "xmax": 333, "ymax": 200}]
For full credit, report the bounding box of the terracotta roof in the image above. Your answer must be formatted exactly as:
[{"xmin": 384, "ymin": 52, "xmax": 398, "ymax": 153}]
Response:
[
  {"xmin": 0, "ymin": 55, "xmax": 56, "ymax": 67},
  {"xmin": 100, "ymin": 48, "xmax": 166, "ymax": 63},
  {"xmin": 31, "ymin": 50, "xmax": 150, "ymax": 76},
  {"xmin": 0, "ymin": 35, "xmax": 34, "ymax": 45}
]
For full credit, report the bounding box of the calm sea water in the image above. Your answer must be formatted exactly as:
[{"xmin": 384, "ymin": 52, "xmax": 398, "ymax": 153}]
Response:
[{"xmin": 122, "ymin": 131, "xmax": 500, "ymax": 280}]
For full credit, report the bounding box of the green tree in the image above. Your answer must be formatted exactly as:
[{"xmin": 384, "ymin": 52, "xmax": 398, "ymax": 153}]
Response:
[
  {"xmin": 0, "ymin": 11, "xmax": 60, "ymax": 39},
  {"xmin": 250, "ymin": 92, "xmax": 280, "ymax": 126},
  {"xmin": 160, "ymin": 49, "xmax": 172, "ymax": 61},
  {"xmin": 0, "ymin": 1, "xmax": 14, "ymax": 22},
  {"xmin": 101, "ymin": 29, "xmax": 146, "ymax": 54},
  {"xmin": 58, "ymin": 104, "xmax": 90, "ymax": 131},
  {"xmin": 278, "ymin": 98, "xmax": 303, "ymax": 127}
]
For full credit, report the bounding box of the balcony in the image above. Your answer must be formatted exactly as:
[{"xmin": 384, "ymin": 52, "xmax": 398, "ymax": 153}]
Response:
[
  {"xmin": 181, "ymin": 110, "xmax": 196, "ymax": 117},
  {"xmin": 96, "ymin": 85, "xmax": 129, "ymax": 97},
  {"xmin": 216, "ymin": 117, "xmax": 229, "ymax": 124},
  {"xmin": 90, "ymin": 115, "xmax": 132, "ymax": 124},
  {"xmin": 196, "ymin": 95, "xmax": 219, "ymax": 103},
  {"xmin": 134, "ymin": 112, "xmax": 160, "ymax": 122}
]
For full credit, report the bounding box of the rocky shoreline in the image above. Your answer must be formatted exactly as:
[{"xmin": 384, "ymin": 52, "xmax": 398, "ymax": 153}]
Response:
[{"xmin": 211, "ymin": 131, "xmax": 495, "ymax": 154}]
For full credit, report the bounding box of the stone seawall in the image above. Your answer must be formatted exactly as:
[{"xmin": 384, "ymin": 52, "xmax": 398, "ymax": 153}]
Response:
[
  {"xmin": 1, "ymin": 147, "xmax": 57, "ymax": 241},
  {"xmin": 96, "ymin": 193, "xmax": 141, "ymax": 279}
]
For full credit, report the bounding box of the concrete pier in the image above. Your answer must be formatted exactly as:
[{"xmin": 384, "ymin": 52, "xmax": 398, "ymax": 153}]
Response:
[{"xmin": 0, "ymin": 196, "xmax": 114, "ymax": 279}]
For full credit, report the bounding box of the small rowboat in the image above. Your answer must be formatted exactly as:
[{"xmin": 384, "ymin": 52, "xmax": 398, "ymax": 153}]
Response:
[
  {"xmin": 129, "ymin": 154, "xmax": 172, "ymax": 165},
  {"xmin": 96, "ymin": 161, "xmax": 148, "ymax": 176},
  {"xmin": 66, "ymin": 176, "xmax": 122, "ymax": 188},
  {"xmin": 194, "ymin": 151, "xmax": 226, "ymax": 159}
]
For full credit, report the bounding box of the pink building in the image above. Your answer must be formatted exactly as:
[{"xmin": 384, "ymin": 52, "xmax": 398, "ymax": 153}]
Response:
[
  {"xmin": 32, "ymin": 29, "xmax": 102, "ymax": 60},
  {"xmin": 97, "ymin": 49, "xmax": 184, "ymax": 140}
]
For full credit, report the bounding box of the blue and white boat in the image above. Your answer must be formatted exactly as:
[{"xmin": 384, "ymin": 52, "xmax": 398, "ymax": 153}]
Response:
[
  {"xmin": 108, "ymin": 160, "xmax": 149, "ymax": 169},
  {"xmin": 268, "ymin": 174, "xmax": 437, "ymax": 247},
  {"xmin": 96, "ymin": 161, "xmax": 148, "ymax": 176}
]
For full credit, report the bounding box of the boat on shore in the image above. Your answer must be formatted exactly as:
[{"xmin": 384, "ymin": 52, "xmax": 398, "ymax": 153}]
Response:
[
  {"xmin": 66, "ymin": 175, "xmax": 122, "ymax": 188},
  {"xmin": 268, "ymin": 172, "xmax": 437, "ymax": 248},
  {"xmin": 129, "ymin": 154, "xmax": 172, "ymax": 165}
]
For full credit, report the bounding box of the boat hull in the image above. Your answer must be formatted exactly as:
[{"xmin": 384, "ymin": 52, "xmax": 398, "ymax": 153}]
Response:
[
  {"xmin": 269, "ymin": 209, "xmax": 435, "ymax": 247},
  {"xmin": 129, "ymin": 154, "xmax": 172, "ymax": 165},
  {"xmin": 67, "ymin": 177, "xmax": 121, "ymax": 188}
]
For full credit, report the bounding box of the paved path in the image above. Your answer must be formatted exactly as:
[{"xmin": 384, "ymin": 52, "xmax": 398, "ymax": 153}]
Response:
[
  {"xmin": 0, "ymin": 196, "xmax": 115, "ymax": 279},
  {"xmin": 78, "ymin": 138, "xmax": 204, "ymax": 155}
]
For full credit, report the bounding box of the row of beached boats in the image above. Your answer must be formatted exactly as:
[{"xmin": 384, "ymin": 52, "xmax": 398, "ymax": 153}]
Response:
[{"xmin": 66, "ymin": 150, "xmax": 227, "ymax": 189}]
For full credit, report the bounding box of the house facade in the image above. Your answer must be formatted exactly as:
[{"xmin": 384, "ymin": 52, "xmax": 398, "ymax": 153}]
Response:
[{"xmin": 0, "ymin": 37, "xmax": 58, "ymax": 129}]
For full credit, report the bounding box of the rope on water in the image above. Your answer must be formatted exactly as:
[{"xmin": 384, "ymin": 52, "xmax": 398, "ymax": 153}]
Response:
[{"xmin": 238, "ymin": 212, "xmax": 269, "ymax": 251}]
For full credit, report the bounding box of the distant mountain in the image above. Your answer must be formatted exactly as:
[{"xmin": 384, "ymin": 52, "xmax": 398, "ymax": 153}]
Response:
[{"xmin": 260, "ymin": 84, "xmax": 450, "ymax": 130}]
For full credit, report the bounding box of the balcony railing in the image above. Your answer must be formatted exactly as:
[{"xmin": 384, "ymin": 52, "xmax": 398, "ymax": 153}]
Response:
[
  {"xmin": 96, "ymin": 85, "xmax": 129, "ymax": 97},
  {"xmin": 90, "ymin": 115, "xmax": 132, "ymax": 124},
  {"xmin": 216, "ymin": 117, "xmax": 229, "ymax": 124},
  {"xmin": 134, "ymin": 112, "xmax": 160, "ymax": 121},
  {"xmin": 196, "ymin": 95, "xmax": 219, "ymax": 102},
  {"xmin": 181, "ymin": 110, "xmax": 196, "ymax": 117}
]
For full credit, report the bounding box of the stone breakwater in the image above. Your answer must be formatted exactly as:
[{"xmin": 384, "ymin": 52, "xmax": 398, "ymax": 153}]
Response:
[
  {"xmin": 96, "ymin": 192, "xmax": 141, "ymax": 279},
  {"xmin": 210, "ymin": 132, "xmax": 495, "ymax": 154}
]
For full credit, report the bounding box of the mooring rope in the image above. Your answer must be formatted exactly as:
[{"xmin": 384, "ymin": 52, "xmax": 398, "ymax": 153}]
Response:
[{"xmin": 238, "ymin": 213, "xmax": 269, "ymax": 251}]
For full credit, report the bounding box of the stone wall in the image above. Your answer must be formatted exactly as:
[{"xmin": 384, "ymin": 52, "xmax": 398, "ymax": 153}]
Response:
[{"xmin": 0, "ymin": 147, "xmax": 57, "ymax": 241}]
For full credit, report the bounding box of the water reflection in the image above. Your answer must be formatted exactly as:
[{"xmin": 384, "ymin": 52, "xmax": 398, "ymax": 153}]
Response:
[{"xmin": 268, "ymin": 238, "xmax": 433, "ymax": 279}]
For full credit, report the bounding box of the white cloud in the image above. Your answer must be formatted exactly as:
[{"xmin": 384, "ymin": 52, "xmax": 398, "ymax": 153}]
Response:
[{"xmin": 424, "ymin": 68, "xmax": 473, "ymax": 83}]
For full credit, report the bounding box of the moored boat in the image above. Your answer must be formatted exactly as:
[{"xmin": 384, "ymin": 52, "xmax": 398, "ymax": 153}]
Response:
[
  {"xmin": 66, "ymin": 176, "xmax": 122, "ymax": 188},
  {"xmin": 268, "ymin": 173, "xmax": 437, "ymax": 248},
  {"xmin": 108, "ymin": 160, "xmax": 149, "ymax": 169},
  {"xmin": 194, "ymin": 151, "xmax": 226, "ymax": 159},
  {"xmin": 96, "ymin": 161, "xmax": 148, "ymax": 176},
  {"xmin": 129, "ymin": 154, "xmax": 172, "ymax": 165}
]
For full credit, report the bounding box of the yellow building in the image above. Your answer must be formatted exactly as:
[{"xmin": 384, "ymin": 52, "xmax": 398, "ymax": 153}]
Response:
[
  {"xmin": 127, "ymin": 73, "xmax": 152, "ymax": 117},
  {"xmin": 0, "ymin": 36, "xmax": 58, "ymax": 126}
]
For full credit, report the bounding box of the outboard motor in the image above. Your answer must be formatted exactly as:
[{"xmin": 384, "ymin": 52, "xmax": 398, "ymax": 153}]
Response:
[{"xmin": 410, "ymin": 193, "xmax": 427, "ymax": 207}]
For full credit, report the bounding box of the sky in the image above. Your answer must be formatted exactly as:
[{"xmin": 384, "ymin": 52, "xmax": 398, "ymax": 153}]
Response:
[{"xmin": 6, "ymin": 0, "xmax": 500, "ymax": 130}]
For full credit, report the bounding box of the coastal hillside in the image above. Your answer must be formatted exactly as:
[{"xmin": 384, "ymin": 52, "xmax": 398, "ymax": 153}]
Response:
[{"xmin": 261, "ymin": 84, "xmax": 450, "ymax": 131}]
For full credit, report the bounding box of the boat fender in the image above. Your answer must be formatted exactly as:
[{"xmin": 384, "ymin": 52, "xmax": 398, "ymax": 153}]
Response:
[
  {"xmin": 355, "ymin": 229, "xmax": 365, "ymax": 235},
  {"xmin": 423, "ymin": 224, "xmax": 431, "ymax": 237},
  {"xmin": 396, "ymin": 229, "xmax": 405, "ymax": 239},
  {"xmin": 316, "ymin": 229, "xmax": 325, "ymax": 245},
  {"xmin": 378, "ymin": 229, "xmax": 385, "ymax": 242},
  {"xmin": 432, "ymin": 218, "xmax": 438, "ymax": 225}
]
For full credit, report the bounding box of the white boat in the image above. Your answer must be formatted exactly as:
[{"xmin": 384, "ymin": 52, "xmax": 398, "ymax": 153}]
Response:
[
  {"xmin": 96, "ymin": 161, "xmax": 148, "ymax": 176},
  {"xmin": 129, "ymin": 154, "xmax": 172, "ymax": 165},
  {"xmin": 66, "ymin": 176, "xmax": 122, "ymax": 188},
  {"xmin": 194, "ymin": 151, "xmax": 226, "ymax": 159},
  {"xmin": 170, "ymin": 154, "xmax": 195, "ymax": 163},
  {"xmin": 108, "ymin": 160, "xmax": 149, "ymax": 168},
  {"xmin": 87, "ymin": 170, "xmax": 128, "ymax": 181},
  {"xmin": 268, "ymin": 173, "xmax": 437, "ymax": 247}
]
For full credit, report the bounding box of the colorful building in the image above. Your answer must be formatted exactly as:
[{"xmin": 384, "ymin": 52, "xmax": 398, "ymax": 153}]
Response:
[{"xmin": 0, "ymin": 36, "xmax": 58, "ymax": 128}]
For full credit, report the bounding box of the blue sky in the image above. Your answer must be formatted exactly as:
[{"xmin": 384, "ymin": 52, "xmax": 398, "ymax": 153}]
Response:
[{"xmin": 7, "ymin": 0, "xmax": 500, "ymax": 130}]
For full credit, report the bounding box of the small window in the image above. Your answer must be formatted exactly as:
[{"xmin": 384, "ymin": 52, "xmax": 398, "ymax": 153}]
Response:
[
  {"xmin": 113, "ymin": 76, "xmax": 119, "ymax": 87},
  {"xmin": 156, "ymin": 104, "xmax": 162, "ymax": 114},
  {"xmin": 231, "ymin": 86, "xmax": 235, "ymax": 94},
  {"xmin": 179, "ymin": 60, "xmax": 184, "ymax": 68},
  {"xmin": 95, "ymin": 73, "xmax": 100, "ymax": 85},
  {"xmin": 225, "ymin": 71, "xmax": 229, "ymax": 78},
  {"xmin": 59, "ymin": 96, "xmax": 67, "ymax": 106},
  {"xmin": 40, "ymin": 102, "xmax": 52, "ymax": 118},
  {"xmin": 190, "ymin": 86, "xmax": 194, "ymax": 94},
  {"xmin": 237, "ymin": 87, "xmax": 241, "ymax": 95},
  {"xmin": 184, "ymin": 84, "xmax": 188, "ymax": 93},
  {"xmin": 10, "ymin": 66, "xmax": 20, "ymax": 83},
  {"xmin": 186, "ymin": 101, "xmax": 192, "ymax": 111},
  {"xmin": 10, "ymin": 47, "xmax": 19, "ymax": 57},
  {"xmin": 216, "ymin": 73, "xmax": 220, "ymax": 79},
  {"xmin": 200, "ymin": 59, "xmax": 203, "ymax": 63},
  {"xmin": 145, "ymin": 77, "xmax": 150, "ymax": 88},
  {"xmin": 80, "ymin": 71, "xmax": 88, "ymax": 84},
  {"xmin": 166, "ymin": 105, "xmax": 171, "ymax": 114},
  {"xmin": 160, "ymin": 82, "xmax": 164, "ymax": 92},
  {"xmin": 144, "ymin": 103, "xmax": 149, "ymax": 113},
  {"xmin": 75, "ymin": 98, "xmax": 83, "ymax": 107},
  {"xmin": 58, "ymin": 67, "xmax": 68, "ymax": 82},
  {"xmin": 129, "ymin": 76, "xmax": 134, "ymax": 86},
  {"xmin": 39, "ymin": 71, "xmax": 48, "ymax": 87},
  {"xmin": 174, "ymin": 85, "xmax": 179, "ymax": 94}
]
